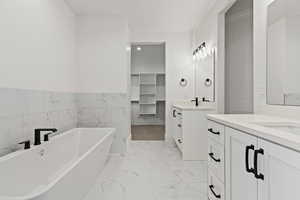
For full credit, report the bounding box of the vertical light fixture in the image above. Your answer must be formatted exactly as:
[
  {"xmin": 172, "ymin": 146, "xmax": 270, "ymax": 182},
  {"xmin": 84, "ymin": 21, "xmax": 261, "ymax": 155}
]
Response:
[{"xmin": 193, "ymin": 42, "xmax": 208, "ymax": 61}]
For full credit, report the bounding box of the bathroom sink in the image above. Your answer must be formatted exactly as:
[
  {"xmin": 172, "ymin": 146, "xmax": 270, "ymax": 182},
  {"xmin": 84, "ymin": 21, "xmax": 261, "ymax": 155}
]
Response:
[{"xmin": 253, "ymin": 122, "xmax": 300, "ymax": 135}]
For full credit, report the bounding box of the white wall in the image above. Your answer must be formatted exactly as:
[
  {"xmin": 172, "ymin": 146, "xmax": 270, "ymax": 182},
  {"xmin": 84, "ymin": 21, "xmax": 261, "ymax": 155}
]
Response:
[
  {"xmin": 76, "ymin": 15, "xmax": 130, "ymax": 93},
  {"xmin": 0, "ymin": 0, "xmax": 77, "ymax": 92},
  {"xmin": 130, "ymin": 31, "xmax": 194, "ymax": 139},
  {"xmin": 254, "ymin": 0, "xmax": 300, "ymax": 119}
]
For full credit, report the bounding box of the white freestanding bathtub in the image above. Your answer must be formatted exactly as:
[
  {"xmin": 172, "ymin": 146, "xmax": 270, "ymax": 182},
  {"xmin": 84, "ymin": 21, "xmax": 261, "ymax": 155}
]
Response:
[{"xmin": 0, "ymin": 128, "xmax": 115, "ymax": 200}]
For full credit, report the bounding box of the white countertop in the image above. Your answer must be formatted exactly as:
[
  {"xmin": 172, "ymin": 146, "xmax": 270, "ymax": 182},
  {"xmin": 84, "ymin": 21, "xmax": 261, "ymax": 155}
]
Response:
[
  {"xmin": 207, "ymin": 114, "xmax": 300, "ymax": 152},
  {"xmin": 173, "ymin": 101, "xmax": 215, "ymax": 111}
]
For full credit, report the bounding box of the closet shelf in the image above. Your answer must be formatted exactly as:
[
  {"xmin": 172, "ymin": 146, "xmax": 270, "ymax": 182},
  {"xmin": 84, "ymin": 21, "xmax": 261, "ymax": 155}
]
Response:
[
  {"xmin": 140, "ymin": 83, "xmax": 156, "ymax": 85},
  {"xmin": 131, "ymin": 45, "xmax": 165, "ymax": 119},
  {"xmin": 139, "ymin": 112, "xmax": 156, "ymax": 115},
  {"xmin": 140, "ymin": 93, "xmax": 155, "ymax": 96},
  {"xmin": 131, "ymin": 72, "xmax": 165, "ymax": 75},
  {"xmin": 131, "ymin": 100, "xmax": 165, "ymax": 102}
]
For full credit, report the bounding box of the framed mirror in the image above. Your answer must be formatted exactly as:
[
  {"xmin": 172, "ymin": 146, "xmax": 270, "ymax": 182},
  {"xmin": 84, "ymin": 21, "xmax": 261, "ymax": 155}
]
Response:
[
  {"xmin": 195, "ymin": 50, "xmax": 215, "ymax": 102},
  {"xmin": 267, "ymin": 0, "xmax": 300, "ymax": 105}
]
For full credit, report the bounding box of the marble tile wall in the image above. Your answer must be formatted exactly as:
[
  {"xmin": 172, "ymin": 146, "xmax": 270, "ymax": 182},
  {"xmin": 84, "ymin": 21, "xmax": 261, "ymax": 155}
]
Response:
[
  {"xmin": 76, "ymin": 93, "xmax": 130, "ymax": 154},
  {"xmin": 0, "ymin": 89, "xmax": 130, "ymax": 157},
  {"xmin": 0, "ymin": 88, "xmax": 78, "ymax": 156}
]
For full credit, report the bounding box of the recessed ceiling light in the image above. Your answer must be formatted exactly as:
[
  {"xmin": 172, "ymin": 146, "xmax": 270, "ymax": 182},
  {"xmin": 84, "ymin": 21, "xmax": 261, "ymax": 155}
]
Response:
[
  {"xmin": 137, "ymin": 46, "xmax": 142, "ymax": 51},
  {"xmin": 126, "ymin": 46, "xmax": 131, "ymax": 51}
]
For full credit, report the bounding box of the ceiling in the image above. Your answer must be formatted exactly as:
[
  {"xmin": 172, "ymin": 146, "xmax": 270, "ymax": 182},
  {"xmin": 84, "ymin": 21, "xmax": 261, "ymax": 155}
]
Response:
[{"xmin": 65, "ymin": 0, "xmax": 216, "ymax": 32}]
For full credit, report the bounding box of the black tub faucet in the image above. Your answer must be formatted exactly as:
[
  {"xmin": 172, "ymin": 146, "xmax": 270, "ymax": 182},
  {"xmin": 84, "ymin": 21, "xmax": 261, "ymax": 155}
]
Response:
[
  {"xmin": 34, "ymin": 128, "xmax": 58, "ymax": 145},
  {"xmin": 19, "ymin": 140, "xmax": 31, "ymax": 150}
]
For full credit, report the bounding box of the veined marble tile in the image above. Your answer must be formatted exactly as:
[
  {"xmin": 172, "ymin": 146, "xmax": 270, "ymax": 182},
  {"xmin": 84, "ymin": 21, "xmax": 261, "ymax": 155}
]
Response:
[
  {"xmin": 76, "ymin": 93, "xmax": 130, "ymax": 154},
  {"xmin": 83, "ymin": 141, "xmax": 208, "ymax": 200},
  {"xmin": 0, "ymin": 88, "xmax": 78, "ymax": 156},
  {"xmin": 0, "ymin": 89, "xmax": 129, "ymax": 156}
]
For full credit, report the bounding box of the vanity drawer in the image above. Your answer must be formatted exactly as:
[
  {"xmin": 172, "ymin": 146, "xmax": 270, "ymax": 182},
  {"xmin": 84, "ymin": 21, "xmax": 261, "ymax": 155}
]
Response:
[
  {"xmin": 208, "ymin": 138, "xmax": 224, "ymax": 182},
  {"xmin": 208, "ymin": 120, "xmax": 225, "ymax": 144},
  {"xmin": 208, "ymin": 170, "xmax": 224, "ymax": 200}
]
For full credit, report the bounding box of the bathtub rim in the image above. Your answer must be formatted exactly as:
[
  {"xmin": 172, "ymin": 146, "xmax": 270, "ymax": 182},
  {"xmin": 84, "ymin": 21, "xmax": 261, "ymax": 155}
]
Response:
[{"xmin": 0, "ymin": 127, "xmax": 115, "ymax": 200}]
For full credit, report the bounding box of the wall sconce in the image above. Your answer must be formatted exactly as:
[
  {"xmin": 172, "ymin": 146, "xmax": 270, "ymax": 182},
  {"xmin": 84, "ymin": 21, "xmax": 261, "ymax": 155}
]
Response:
[{"xmin": 179, "ymin": 78, "xmax": 188, "ymax": 87}]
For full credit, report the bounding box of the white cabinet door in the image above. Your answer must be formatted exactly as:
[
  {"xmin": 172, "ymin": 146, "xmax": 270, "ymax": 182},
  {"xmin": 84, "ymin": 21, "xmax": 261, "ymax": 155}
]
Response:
[
  {"xmin": 225, "ymin": 127, "xmax": 258, "ymax": 200},
  {"xmin": 258, "ymin": 139, "xmax": 300, "ymax": 200}
]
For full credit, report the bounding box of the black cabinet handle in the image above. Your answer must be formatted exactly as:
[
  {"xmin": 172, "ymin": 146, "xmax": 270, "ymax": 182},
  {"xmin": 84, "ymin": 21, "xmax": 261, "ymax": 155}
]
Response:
[
  {"xmin": 172, "ymin": 110, "xmax": 176, "ymax": 118},
  {"xmin": 209, "ymin": 152, "xmax": 221, "ymax": 163},
  {"xmin": 178, "ymin": 124, "xmax": 182, "ymax": 128},
  {"xmin": 245, "ymin": 145, "xmax": 255, "ymax": 174},
  {"xmin": 209, "ymin": 185, "xmax": 221, "ymax": 199},
  {"xmin": 177, "ymin": 139, "xmax": 182, "ymax": 144},
  {"xmin": 254, "ymin": 148, "xmax": 264, "ymax": 180},
  {"xmin": 177, "ymin": 112, "xmax": 182, "ymax": 115},
  {"xmin": 208, "ymin": 128, "xmax": 220, "ymax": 135}
]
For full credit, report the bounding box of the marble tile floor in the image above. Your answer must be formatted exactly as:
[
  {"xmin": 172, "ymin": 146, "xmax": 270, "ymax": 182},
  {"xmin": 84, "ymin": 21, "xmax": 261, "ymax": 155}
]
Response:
[{"xmin": 83, "ymin": 141, "xmax": 207, "ymax": 200}]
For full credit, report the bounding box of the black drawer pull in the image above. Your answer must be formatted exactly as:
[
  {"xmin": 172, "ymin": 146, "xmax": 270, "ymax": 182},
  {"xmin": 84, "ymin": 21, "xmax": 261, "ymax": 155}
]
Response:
[
  {"xmin": 177, "ymin": 112, "xmax": 182, "ymax": 115},
  {"xmin": 254, "ymin": 148, "xmax": 264, "ymax": 180},
  {"xmin": 209, "ymin": 185, "xmax": 221, "ymax": 199},
  {"xmin": 178, "ymin": 124, "xmax": 182, "ymax": 128},
  {"xmin": 209, "ymin": 152, "xmax": 221, "ymax": 163},
  {"xmin": 208, "ymin": 128, "xmax": 220, "ymax": 135},
  {"xmin": 177, "ymin": 139, "xmax": 182, "ymax": 144},
  {"xmin": 245, "ymin": 145, "xmax": 255, "ymax": 174},
  {"xmin": 173, "ymin": 110, "xmax": 176, "ymax": 118}
]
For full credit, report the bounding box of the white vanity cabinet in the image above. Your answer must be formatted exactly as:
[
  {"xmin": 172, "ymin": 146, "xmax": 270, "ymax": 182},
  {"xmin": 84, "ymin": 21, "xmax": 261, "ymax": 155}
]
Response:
[
  {"xmin": 171, "ymin": 105, "xmax": 214, "ymax": 160},
  {"xmin": 225, "ymin": 127, "xmax": 258, "ymax": 200},
  {"xmin": 208, "ymin": 117, "xmax": 300, "ymax": 200},
  {"xmin": 258, "ymin": 139, "xmax": 300, "ymax": 200},
  {"xmin": 226, "ymin": 127, "xmax": 300, "ymax": 200}
]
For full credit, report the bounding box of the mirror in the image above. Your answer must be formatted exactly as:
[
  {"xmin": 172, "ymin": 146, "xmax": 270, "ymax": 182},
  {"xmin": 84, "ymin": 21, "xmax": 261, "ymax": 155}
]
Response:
[
  {"xmin": 267, "ymin": 0, "xmax": 300, "ymax": 105},
  {"xmin": 195, "ymin": 50, "xmax": 215, "ymax": 102}
]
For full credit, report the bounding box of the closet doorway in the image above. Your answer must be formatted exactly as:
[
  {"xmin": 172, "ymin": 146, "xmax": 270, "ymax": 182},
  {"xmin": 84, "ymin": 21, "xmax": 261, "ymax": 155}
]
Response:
[{"xmin": 130, "ymin": 43, "xmax": 166, "ymax": 140}]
